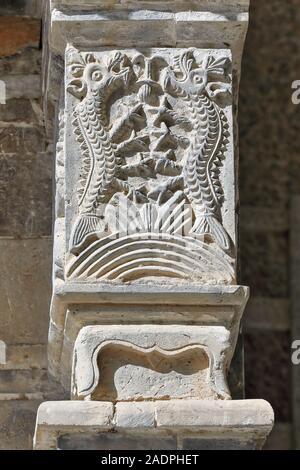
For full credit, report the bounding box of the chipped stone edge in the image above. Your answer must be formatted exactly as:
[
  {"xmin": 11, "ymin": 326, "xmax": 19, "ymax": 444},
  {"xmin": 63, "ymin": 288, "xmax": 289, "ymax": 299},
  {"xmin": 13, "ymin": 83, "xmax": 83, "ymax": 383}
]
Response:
[{"xmin": 33, "ymin": 399, "xmax": 274, "ymax": 450}]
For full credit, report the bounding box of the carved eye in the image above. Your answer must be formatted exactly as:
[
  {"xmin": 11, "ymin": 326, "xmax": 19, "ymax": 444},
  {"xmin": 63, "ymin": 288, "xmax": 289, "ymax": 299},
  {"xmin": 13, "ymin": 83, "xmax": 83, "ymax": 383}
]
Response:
[
  {"xmin": 194, "ymin": 75, "xmax": 203, "ymax": 84},
  {"xmin": 91, "ymin": 70, "xmax": 102, "ymax": 81}
]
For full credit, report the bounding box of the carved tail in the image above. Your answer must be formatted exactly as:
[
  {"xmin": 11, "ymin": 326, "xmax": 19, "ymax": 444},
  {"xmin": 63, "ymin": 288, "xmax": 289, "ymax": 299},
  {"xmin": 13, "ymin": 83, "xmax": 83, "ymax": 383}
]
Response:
[
  {"xmin": 69, "ymin": 214, "xmax": 105, "ymax": 254},
  {"xmin": 191, "ymin": 211, "xmax": 230, "ymax": 251}
]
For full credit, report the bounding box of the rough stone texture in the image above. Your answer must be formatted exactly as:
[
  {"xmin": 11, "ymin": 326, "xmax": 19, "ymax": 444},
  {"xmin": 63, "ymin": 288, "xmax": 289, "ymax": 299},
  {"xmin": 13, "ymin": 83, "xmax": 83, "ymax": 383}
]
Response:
[
  {"xmin": 34, "ymin": 399, "xmax": 274, "ymax": 450},
  {"xmin": 0, "ymin": 98, "xmax": 43, "ymax": 123},
  {"xmin": 241, "ymin": 232, "xmax": 288, "ymax": 298},
  {"xmin": 2, "ymin": 0, "xmax": 298, "ymax": 450},
  {"xmin": 264, "ymin": 423, "xmax": 292, "ymax": 451},
  {"xmin": 58, "ymin": 433, "xmax": 177, "ymax": 451},
  {"xmin": 0, "ymin": 400, "xmax": 41, "ymax": 450},
  {"xmin": 72, "ymin": 325, "xmax": 231, "ymax": 401},
  {"xmin": 64, "ymin": 47, "xmax": 236, "ymax": 286},
  {"xmin": 181, "ymin": 437, "xmax": 256, "ymax": 450},
  {"xmin": 0, "ymin": 17, "xmax": 41, "ymax": 57},
  {"xmin": 244, "ymin": 331, "xmax": 292, "ymax": 423},
  {"xmin": 0, "ymin": 151, "xmax": 52, "ymax": 237},
  {"xmin": 0, "ymin": 238, "xmax": 52, "ymax": 344},
  {"xmin": 239, "ymin": 0, "xmax": 300, "ymax": 447},
  {"xmin": 0, "ymin": 1, "xmax": 44, "ymax": 18},
  {"xmin": 0, "ymin": 48, "xmax": 42, "ymax": 75}
]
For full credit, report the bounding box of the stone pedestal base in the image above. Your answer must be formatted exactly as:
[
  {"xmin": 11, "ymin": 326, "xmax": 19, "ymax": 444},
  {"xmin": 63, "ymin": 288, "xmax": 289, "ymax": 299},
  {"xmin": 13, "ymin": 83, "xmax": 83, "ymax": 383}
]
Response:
[{"xmin": 34, "ymin": 399, "xmax": 274, "ymax": 450}]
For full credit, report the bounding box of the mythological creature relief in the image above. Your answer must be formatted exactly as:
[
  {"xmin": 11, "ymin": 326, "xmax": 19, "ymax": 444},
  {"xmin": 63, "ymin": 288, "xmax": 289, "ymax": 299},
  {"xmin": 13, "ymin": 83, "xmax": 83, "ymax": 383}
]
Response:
[{"xmin": 66, "ymin": 48, "xmax": 235, "ymax": 283}]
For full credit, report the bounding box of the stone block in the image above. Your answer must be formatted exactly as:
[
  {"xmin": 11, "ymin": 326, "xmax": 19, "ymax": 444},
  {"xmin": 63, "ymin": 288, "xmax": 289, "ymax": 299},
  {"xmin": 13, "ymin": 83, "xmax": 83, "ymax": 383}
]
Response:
[
  {"xmin": 0, "ymin": 49, "xmax": 41, "ymax": 75},
  {"xmin": 0, "ymin": 400, "xmax": 40, "ymax": 450},
  {"xmin": 1, "ymin": 75, "xmax": 41, "ymax": 100},
  {"xmin": 0, "ymin": 340, "xmax": 6, "ymax": 364},
  {"xmin": 243, "ymin": 297, "xmax": 290, "ymax": 332},
  {"xmin": 263, "ymin": 423, "xmax": 292, "ymax": 451},
  {"xmin": 241, "ymin": 231, "xmax": 288, "ymax": 298},
  {"xmin": 0, "ymin": 18, "xmax": 41, "ymax": 57},
  {"xmin": 0, "ymin": 369, "xmax": 60, "ymax": 398},
  {"xmin": 0, "ymin": 151, "xmax": 52, "ymax": 237},
  {"xmin": 115, "ymin": 402, "xmax": 156, "ymax": 429},
  {"xmin": 72, "ymin": 325, "xmax": 231, "ymax": 401},
  {"xmin": 0, "ymin": 238, "xmax": 52, "ymax": 345},
  {"xmin": 34, "ymin": 399, "xmax": 273, "ymax": 450},
  {"xmin": 0, "ymin": 99, "xmax": 42, "ymax": 124},
  {"xmin": 155, "ymin": 399, "xmax": 274, "ymax": 432},
  {"xmin": 0, "ymin": 1, "xmax": 44, "ymax": 18},
  {"xmin": 244, "ymin": 331, "xmax": 292, "ymax": 422},
  {"xmin": 58, "ymin": 432, "xmax": 176, "ymax": 450},
  {"xmin": 0, "ymin": 126, "xmax": 46, "ymax": 154},
  {"xmin": 0, "ymin": 344, "xmax": 47, "ymax": 371},
  {"xmin": 181, "ymin": 437, "xmax": 256, "ymax": 450}
]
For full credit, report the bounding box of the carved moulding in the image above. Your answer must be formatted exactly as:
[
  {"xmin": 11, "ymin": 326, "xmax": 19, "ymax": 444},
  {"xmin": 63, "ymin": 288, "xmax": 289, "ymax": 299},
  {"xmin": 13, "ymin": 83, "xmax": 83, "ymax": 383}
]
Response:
[
  {"xmin": 48, "ymin": 285, "xmax": 248, "ymax": 389},
  {"xmin": 63, "ymin": 47, "xmax": 236, "ymax": 286},
  {"xmin": 72, "ymin": 325, "xmax": 232, "ymax": 401}
]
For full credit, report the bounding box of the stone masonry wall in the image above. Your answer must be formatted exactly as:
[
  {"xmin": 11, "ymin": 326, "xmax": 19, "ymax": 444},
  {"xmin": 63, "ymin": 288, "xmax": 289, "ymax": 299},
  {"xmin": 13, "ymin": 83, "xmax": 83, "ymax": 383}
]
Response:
[
  {"xmin": 0, "ymin": 0, "xmax": 298, "ymax": 449},
  {"xmin": 240, "ymin": 0, "xmax": 300, "ymax": 450},
  {"xmin": 0, "ymin": 0, "xmax": 65, "ymax": 450}
]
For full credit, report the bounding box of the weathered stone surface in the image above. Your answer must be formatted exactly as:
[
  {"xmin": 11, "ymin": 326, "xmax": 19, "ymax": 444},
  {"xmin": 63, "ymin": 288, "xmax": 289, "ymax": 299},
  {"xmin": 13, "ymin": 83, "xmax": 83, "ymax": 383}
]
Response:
[
  {"xmin": 0, "ymin": 151, "xmax": 52, "ymax": 237},
  {"xmin": 264, "ymin": 423, "xmax": 292, "ymax": 451},
  {"xmin": 181, "ymin": 437, "xmax": 256, "ymax": 450},
  {"xmin": 0, "ymin": 400, "xmax": 40, "ymax": 450},
  {"xmin": 1, "ymin": 75, "xmax": 42, "ymax": 100},
  {"xmin": 239, "ymin": 0, "xmax": 300, "ymax": 446},
  {"xmin": 34, "ymin": 399, "xmax": 273, "ymax": 450},
  {"xmin": 241, "ymin": 231, "xmax": 288, "ymax": 298},
  {"xmin": 291, "ymin": 195, "xmax": 300, "ymax": 449},
  {"xmin": 0, "ymin": 341, "xmax": 6, "ymax": 364},
  {"xmin": 50, "ymin": 285, "xmax": 247, "ymax": 387},
  {"xmin": 72, "ymin": 325, "xmax": 231, "ymax": 401},
  {"xmin": 0, "ymin": 18, "xmax": 41, "ymax": 57},
  {"xmin": 0, "ymin": 99, "xmax": 42, "ymax": 124},
  {"xmin": 0, "ymin": 0, "xmax": 44, "ymax": 18},
  {"xmin": 115, "ymin": 402, "xmax": 156, "ymax": 429},
  {"xmin": 155, "ymin": 399, "xmax": 274, "ymax": 432},
  {"xmin": 64, "ymin": 47, "xmax": 236, "ymax": 286},
  {"xmin": 0, "ymin": 238, "xmax": 52, "ymax": 345},
  {"xmin": 243, "ymin": 297, "xmax": 290, "ymax": 332},
  {"xmin": 0, "ymin": 49, "xmax": 41, "ymax": 75},
  {"xmin": 244, "ymin": 331, "xmax": 292, "ymax": 422},
  {"xmin": 0, "ymin": 369, "xmax": 60, "ymax": 399},
  {"xmin": 0, "ymin": 126, "xmax": 46, "ymax": 154},
  {"xmin": 34, "ymin": 401, "xmax": 114, "ymax": 449},
  {"xmin": 34, "ymin": 0, "xmax": 275, "ymax": 452},
  {"xmin": 0, "ymin": 344, "xmax": 47, "ymax": 370},
  {"xmin": 58, "ymin": 432, "xmax": 176, "ymax": 450}
]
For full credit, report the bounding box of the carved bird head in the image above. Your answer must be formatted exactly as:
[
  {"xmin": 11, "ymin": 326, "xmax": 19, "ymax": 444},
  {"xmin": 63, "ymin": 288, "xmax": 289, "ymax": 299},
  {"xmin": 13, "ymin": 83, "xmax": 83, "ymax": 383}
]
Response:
[{"xmin": 67, "ymin": 52, "xmax": 132, "ymax": 99}]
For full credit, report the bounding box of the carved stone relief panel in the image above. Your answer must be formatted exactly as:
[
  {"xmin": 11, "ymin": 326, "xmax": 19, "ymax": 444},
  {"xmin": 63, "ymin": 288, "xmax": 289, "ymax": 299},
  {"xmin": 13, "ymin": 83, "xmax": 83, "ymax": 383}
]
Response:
[{"xmin": 64, "ymin": 47, "xmax": 236, "ymax": 285}]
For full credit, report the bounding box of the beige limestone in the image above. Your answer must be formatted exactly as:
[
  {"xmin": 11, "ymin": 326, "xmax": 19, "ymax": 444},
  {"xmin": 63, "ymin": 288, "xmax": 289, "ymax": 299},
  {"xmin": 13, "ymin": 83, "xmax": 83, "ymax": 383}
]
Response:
[
  {"xmin": 34, "ymin": 399, "xmax": 274, "ymax": 450},
  {"xmin": 34, "ymin": 0, "xmax": 274, "ymax": 452}
]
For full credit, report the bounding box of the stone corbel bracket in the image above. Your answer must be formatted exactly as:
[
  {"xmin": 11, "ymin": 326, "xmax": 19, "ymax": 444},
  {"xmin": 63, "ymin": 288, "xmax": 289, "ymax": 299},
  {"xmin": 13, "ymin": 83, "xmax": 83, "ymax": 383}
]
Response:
[
  {"xmin": 71, "ymin": 325, "xmax": 232, "ymax": 400},
  {"xmin": 49, "ymin": 284, "xmax": 249, "ymax": 390}
]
